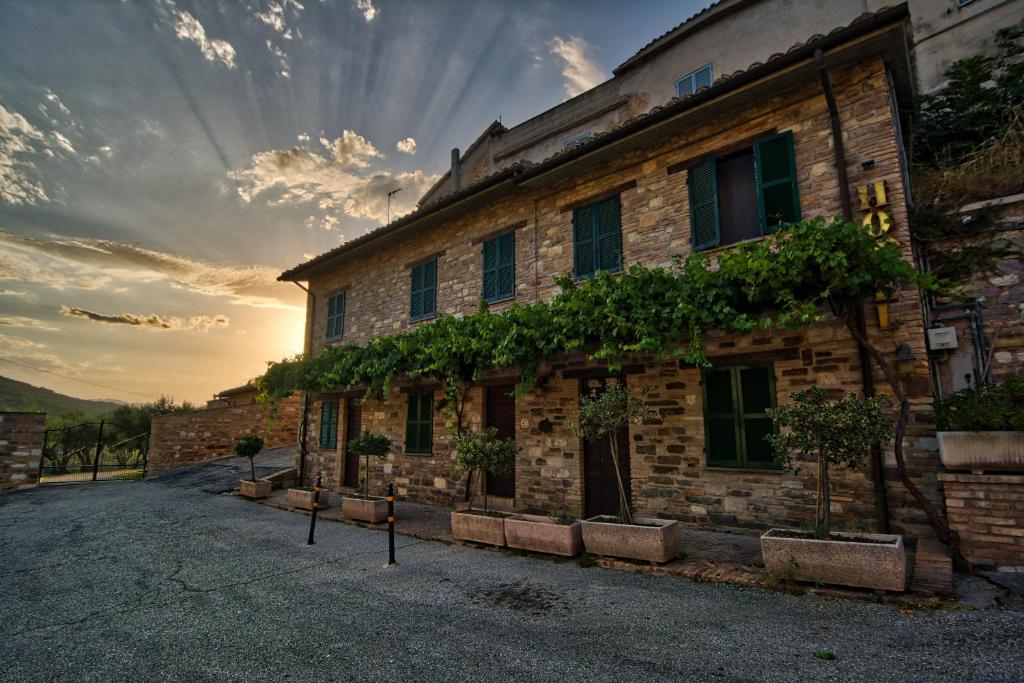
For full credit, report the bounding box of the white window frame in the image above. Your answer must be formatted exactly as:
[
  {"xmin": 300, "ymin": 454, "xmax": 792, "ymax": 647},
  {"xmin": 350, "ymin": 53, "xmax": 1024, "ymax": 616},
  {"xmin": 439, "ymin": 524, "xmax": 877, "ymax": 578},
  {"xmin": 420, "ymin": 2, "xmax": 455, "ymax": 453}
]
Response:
[{"xmin": 675, "ymin": 64, "xmax": 713, "ymax": 97}]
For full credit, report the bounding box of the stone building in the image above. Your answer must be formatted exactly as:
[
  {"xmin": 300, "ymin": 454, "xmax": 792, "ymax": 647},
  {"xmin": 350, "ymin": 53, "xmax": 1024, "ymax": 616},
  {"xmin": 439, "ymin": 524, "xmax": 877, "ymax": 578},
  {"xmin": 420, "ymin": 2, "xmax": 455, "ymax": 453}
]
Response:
[{"xmin": 279, "ymin": 5, "xmax": 959, "ymax": 538}]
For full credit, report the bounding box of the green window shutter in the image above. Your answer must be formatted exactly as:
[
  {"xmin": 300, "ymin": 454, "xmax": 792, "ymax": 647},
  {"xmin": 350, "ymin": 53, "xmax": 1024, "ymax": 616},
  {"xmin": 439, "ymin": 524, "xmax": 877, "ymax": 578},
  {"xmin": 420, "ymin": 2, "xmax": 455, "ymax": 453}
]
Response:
[
  {"xmin": 688, "ymin": 156, "xmax": 720, "ymax": 251},
  {"xmin": 482, "ymin": 232, "xmax": 515, "ymax": 302},
  {"xmin": 405, "ymin": 393, "xmax": 417, "ymax": 452},
  {"xmin": 418, "ymin": 392, "xmax": 433, "ymax": 453},
  {"xmin": 410, "ymin": 259, "xmax": 437, "ymax": 320},
  {"xmin": 482, "ymin": 238, "xmax": 497, "ymax": 302},
  {"xmin": 319, "ymin": 399, "xmax": 338, "ymax": 449},
  {"xmin": 572, "ymin": 203, "xmax": 596, "ymax": 278},
  {"xmin": 739, "ymin": 366, "xmax": 776, "ymax": 466},
  {"xmin": 703, "ymin": 368, "xmax": 740, "ymax": 467},
  {"xmin": 595, "ymin": 194, "xmax": 622, "ymax": 273},
  {"xmin": 405, "ymin": 391, "xmax": 433, "ymax": 453},
  {"xmin": 326, "ymin": 292, "xmax": 345, "ymax": 339},
  {"xmin": 754, "ymin": 131, "xmax": 801, "ymax": 233},
  {"xmin": 410, "ymin": 264, "xmax": 423, "ymax": 320}
]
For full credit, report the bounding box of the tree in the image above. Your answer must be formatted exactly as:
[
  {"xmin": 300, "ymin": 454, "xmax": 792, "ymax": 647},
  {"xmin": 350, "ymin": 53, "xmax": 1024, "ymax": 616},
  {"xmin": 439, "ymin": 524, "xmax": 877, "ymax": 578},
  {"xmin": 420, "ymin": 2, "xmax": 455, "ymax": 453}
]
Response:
[
  {"xmin": 452, "ymin": 427, "xmax": 516, "ymax": 513},
  {"xmin": 347, "ymin": 431, "xmax": 392, "ymax": 498},
  {"xmin": 234, "ymin": 435, "xmax": 264, "ymax": 483},
  {"xmin": 568, "ymin": 384, "xmax": 653, "ymax": 525},
  {"xmin": 766, "ymin": 387, "xmax": 894, "ymax": 537}
]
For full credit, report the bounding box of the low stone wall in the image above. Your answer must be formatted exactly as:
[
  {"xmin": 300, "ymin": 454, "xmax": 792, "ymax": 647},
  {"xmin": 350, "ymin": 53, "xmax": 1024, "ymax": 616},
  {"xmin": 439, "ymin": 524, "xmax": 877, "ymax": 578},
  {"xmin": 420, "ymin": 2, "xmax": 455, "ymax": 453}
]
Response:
[
  {"xmin": 0, "ymin": 411, "xmax": 45, "ymax": 492},
  {"xmin": 939, "ymin": 472, "xmax": 1024, "ymax": 568},
  {"xmin": 148, "ymin": 395, "xmax": 300, "ymax": 475}
]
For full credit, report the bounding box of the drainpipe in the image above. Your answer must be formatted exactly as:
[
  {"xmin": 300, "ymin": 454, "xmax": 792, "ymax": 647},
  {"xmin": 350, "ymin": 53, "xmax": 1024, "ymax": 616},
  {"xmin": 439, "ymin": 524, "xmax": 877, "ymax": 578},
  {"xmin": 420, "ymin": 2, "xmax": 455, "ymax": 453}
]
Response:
[
  {"xmin": 293, "ymin": 281, "xmax": 315, "ymax": 486},
  {"xmin": 815, "ymin": 48, "xmax": 891, "ymax": 533}
]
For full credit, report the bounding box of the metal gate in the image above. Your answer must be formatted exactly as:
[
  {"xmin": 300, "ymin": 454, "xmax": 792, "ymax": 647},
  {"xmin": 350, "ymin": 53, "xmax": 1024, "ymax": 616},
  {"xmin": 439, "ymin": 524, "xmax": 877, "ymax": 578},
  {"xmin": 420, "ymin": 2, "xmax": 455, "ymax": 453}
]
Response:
[{"xmin": 39, "ymin": 420, "xmax": 149, "ymax": 484}]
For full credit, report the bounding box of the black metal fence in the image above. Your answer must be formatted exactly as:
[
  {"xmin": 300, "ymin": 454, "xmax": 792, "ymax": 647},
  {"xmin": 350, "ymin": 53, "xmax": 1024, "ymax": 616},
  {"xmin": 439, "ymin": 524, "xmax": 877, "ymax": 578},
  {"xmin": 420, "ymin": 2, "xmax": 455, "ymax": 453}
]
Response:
[{"xmin": 39, "ymin": 420, "xmax": 149, "ymax": 484}]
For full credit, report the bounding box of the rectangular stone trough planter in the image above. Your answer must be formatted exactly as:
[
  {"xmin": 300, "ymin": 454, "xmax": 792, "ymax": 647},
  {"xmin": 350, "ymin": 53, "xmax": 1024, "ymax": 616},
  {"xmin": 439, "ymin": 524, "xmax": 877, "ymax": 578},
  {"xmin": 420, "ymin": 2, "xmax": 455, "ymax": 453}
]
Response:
[
  {"xmin": 287, "ymin": 487, "xmax": 330, "ymax": 510},
  {"xmin": 761, "ymin": 528, "xmax": 907, "ymax": 592},
  {"xmin": 239, "ymin": 479, "xmax": 271, "ymax": 499},
  {"xmin": 450, "ymin": 510, "xmax": 508, "ymax": 546},
  {"xmin": 580, "ymin": 516, "xmax": 681, "ymax": 563},
  {"xmin": 505, "ymin": 514, "xmax": 582, "ymax": 557},
  {"xmin": 342, "ymin": 495, "xmax": 388, "ymax": 523},
  {"xmin": 937, "ymin": 431, "xmax": 1024, "ymax": 472}
]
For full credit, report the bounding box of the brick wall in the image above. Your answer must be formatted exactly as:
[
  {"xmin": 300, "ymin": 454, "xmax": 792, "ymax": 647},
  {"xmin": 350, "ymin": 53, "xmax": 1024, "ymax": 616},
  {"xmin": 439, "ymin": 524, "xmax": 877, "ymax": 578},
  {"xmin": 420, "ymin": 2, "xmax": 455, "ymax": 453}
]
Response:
[
  {"xmin": 939, "ymin": 473, "xmax": 1024, "ymax": 568},
  {"xmin": 299, "ymin": 57, "xmax": 945, "ymax": 537},
  {"xmin": 0, "ymin": 412, "xmax": 45, "ymax": 492},
  {"xmin": 148, "ymin": 395, "xmax": 300, "ymax": 475}
]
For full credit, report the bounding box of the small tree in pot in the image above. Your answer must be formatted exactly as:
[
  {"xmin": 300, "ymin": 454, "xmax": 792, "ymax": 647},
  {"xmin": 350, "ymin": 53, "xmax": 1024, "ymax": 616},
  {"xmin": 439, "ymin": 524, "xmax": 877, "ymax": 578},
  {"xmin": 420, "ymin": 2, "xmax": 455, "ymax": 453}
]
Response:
[
  {"xmin": 235, "ymin": 435, "xmax": 269, "ymax": 499},
  {"xmin": 761, "ymin": 387, "xmax": 905, "ymax": 591},
  {"xmin": 341, "ymin": 431, "xmax": 392, "ymax": 523},
  {"xmin": 450, "ymin": 427, "xmax": 517, "ymax": 546}
]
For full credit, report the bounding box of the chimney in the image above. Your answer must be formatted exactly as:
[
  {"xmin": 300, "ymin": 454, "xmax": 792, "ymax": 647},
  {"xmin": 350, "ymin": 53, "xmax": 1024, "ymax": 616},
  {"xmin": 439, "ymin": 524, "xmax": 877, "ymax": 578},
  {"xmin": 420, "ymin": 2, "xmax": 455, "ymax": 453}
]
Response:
[{"xmin": 450, "ymin": 147, "xmax": 461, "ymax": 192}]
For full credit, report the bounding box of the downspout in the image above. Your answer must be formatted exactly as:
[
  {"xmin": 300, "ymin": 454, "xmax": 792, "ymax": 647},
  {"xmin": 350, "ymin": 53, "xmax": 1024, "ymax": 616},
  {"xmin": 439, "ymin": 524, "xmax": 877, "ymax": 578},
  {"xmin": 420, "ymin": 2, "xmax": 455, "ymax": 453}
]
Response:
[
  {"xmin": 815, "ymin": 48, "xmax": 891, "ymax": 533},
  {"xmin": 293, "ymin": 281, "xmax": 315, "ymax": 486}
]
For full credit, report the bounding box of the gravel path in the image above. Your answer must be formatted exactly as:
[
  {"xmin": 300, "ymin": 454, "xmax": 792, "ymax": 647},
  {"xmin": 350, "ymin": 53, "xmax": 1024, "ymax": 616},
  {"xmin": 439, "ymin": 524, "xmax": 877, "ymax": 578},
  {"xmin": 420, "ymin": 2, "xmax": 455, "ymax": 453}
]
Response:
[{"xmin": 1, "ymin": 463, "xmax": 1022, "ymax": 682}]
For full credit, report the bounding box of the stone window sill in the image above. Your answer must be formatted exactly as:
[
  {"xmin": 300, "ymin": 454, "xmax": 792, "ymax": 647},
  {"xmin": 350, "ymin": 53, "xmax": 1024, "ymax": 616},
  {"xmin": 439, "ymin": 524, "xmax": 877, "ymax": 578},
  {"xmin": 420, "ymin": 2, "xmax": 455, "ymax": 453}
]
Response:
[{"xmin": 703, "ymin": 466, "xmax": 783, "ymax": 475}]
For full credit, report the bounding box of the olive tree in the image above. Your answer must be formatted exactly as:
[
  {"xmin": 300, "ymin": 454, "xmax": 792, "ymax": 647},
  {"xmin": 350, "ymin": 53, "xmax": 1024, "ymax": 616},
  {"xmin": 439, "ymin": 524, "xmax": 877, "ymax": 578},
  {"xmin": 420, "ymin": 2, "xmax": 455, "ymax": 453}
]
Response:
[
  {"xmin": 234, "ymin": 435, "xmax": 264, "ymax": 483},
  {"xmin": 452, "ymin": 427, "xmax": 516, "ymax": 513},
  {"xmin": 347, "ymin": 431, "xmax": 392, "ymax": 498},
  {"xmin": 766, "ymin": 387, "xmax": 893, "ymax": 537}
]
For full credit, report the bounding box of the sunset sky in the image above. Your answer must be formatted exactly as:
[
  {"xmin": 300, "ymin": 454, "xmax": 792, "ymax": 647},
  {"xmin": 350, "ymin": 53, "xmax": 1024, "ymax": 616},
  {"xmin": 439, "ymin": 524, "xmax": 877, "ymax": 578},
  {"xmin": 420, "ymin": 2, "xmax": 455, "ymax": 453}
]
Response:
[{"xmin": 0, "ymin": 0, "xmax": 710, "ymax": 404}]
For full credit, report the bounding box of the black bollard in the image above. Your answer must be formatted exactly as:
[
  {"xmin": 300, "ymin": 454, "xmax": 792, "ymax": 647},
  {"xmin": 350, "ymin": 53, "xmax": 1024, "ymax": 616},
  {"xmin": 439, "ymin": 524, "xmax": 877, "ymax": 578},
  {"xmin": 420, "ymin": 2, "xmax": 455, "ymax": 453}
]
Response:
[
  {"xmin": 307, "ymin": 471, "xmax": 322, "ymax": 546},
  {"xmin": 387, "ymin": 482, "xmax": 396, "ymax": 565}
]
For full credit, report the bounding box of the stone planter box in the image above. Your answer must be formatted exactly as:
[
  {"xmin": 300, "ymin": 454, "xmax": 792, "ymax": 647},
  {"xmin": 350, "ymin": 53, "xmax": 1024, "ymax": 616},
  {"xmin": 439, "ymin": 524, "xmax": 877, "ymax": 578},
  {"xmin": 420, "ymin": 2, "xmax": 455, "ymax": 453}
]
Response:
[
  {"xmin": 761, "ymin": 528, "xmax": 907, "ymax": 592},
  {"xmin": 580, "ymin": 516, "xmax": 680, "ymax": 563},
  {"xmin": 937, "ymin": 431, "xmax": 1024, "ymax": 472},
  {"xmin": 287, "ymin": 488, "xmax": 330, "ymax": 510},
  {"xmin": 450, "ymin": 510, "xmax": 508, "ymax": 546},
  {"xmin": 239, "ymin": 479, "xmax": 271, "ymax": 499},
  {"xmin": 505, "ymin": 514, "xmax": 582, "ymax": 557},
  {"xmin": 342, "ymin": 495, "xmax": 388, "ymax": 523}
]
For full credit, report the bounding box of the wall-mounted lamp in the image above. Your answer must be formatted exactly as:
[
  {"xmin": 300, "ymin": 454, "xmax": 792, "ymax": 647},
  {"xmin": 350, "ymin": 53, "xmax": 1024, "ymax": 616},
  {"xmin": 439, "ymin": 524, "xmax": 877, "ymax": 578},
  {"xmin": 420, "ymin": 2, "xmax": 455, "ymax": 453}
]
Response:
[{"xmin": 894, "ymin": 343, "xmax": 917, "ymax": 375}]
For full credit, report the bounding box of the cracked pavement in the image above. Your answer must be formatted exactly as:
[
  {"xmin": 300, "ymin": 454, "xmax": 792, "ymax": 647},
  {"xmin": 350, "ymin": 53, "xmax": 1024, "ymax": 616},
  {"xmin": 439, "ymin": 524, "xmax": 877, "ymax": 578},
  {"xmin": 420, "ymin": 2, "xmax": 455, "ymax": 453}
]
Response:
[{"xmin": 1, "ymin": 460, "xmax": 1023, "ymax": 682}]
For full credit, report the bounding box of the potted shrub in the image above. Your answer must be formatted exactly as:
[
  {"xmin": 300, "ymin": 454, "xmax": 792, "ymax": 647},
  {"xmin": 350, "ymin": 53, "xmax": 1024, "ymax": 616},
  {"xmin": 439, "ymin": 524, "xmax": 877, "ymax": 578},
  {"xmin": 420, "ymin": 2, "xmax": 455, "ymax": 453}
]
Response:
[
  {"xmin": 505, "ymin": 510, "xmax": 583, "ymax": 557},
  {"xmin": 571, "ymin": 384, "xmax": 680, "ymax": 564},
  {"xmin": 760, "ymin": 386, "xmax": 906, "ymax": 591},
  {"xmin": 934, "ymin": 376, "xmax": 1024, "ymax": 472},
  {"xmin": 341, "ymin": 431, "xmax": 393, "ymax": 523},
  {"xmin": 449, "ymin": 427, "xmax": 517, "ymax": 546},
  {"xmin": 287, "ymin": 485, "xmax": 331, "ymax": 510},
  {"xmin": 235, "ymin": 435, "xmax": 271, "ymax": 499}
]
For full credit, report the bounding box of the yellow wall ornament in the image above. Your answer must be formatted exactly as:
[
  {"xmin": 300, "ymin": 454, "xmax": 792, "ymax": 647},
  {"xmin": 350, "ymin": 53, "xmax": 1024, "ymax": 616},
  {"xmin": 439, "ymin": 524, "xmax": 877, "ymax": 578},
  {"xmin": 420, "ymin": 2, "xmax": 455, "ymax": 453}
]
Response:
[{"xmin": 858, "ymin": 180, "xmax": 897, "ymax": 329}]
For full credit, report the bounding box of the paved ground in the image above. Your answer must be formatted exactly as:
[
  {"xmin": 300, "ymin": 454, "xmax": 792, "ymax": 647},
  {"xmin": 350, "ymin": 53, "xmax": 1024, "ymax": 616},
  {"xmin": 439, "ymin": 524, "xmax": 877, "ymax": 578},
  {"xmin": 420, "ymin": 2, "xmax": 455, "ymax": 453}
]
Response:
[{"xmin": 2, "ymin": 461, "xmax": 1023, "ymax": 682}]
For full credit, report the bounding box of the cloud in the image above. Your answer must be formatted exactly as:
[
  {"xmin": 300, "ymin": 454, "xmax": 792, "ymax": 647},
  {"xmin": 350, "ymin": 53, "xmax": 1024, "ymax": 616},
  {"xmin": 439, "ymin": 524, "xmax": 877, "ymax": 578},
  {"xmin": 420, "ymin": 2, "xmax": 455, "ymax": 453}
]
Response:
[
  {"xmin": 548, "ymin": 35, "xmax": 604, "ymax": 98},
  {"xmin": 50, "ymin": 130, "xmax": 75, "ymax": 154},
  {"xmin": 172, "ymin": 8, "xmax": 237, "ymax": 69},
  {"xmin": 266, "ymin": 40, "xmax": 291, "ymax": 78},
  {"xmin": 256, "ymin": 0, "xmax": 304, "ymax": 39},
  {"xmin": 396, "ymin": 137, "xmax": 416, "ymax": 155},
  {"xmin": 44, "ymin": 90, "xmax": 71, "ymax": 116},
  {"xmin": 0, "ymin": 333, "xmax": 47, "ymax": 351},
  {"xmin": 356, "ymin": 0, "xmax": 377, "ymax": 22},
  {"xmin": 0, "ymin": 315, "xmax": 58, "ymax": 332},
  {"xmin": 0, "ymin": 101, "xmax": 49, "ymax": 205},
  {"xmin": 228, "ymin": 140, "xmax": 437, "ymax": 224},
  {"xmin": 296, "ymin": 132, "xmax": 310, "ymax": 142},
  {"xmin": 60, "ymin": 306, "xmax": 229, "ymax": 332},
  {"xmin": 0, "ymin": 230, "xmax": 303, "ymax": 310},
  {"xmin": 0, "ymin": 289, "xmax": 34, "ymax": 300}
]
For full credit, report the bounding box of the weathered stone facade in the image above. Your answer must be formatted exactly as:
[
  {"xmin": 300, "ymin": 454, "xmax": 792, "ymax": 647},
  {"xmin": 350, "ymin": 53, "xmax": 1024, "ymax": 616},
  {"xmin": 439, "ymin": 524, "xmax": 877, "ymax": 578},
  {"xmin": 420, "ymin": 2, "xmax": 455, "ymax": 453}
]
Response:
[
  {"xmin": 0, "ymin": 411, "xmax": 45, "ymax": 492},
  {"xmin": 149, "ymin": 395, "xmax": 300, "ymax": 475},
  {"xmin": 939, "ymin": 473, "xmax": 1024, "ymax": 568},
  {"xmin": 294, "ymin": 54, "xmax": 946, "ymax": 539}
]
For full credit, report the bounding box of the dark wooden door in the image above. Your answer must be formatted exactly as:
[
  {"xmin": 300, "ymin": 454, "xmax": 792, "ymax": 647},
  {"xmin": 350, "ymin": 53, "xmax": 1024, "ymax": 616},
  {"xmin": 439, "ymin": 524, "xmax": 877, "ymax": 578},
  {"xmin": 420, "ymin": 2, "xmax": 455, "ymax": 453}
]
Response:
[
  {"xmin": 485, "ymin": 384, "xmax": 516, "ymax": 498},
  {"xmin": 582, "ymin": 377, "xmax": 631, "ymax": 518},
  {"xmin": 343, "ymin": 398, "xmax": 362, "ymax": 489}
]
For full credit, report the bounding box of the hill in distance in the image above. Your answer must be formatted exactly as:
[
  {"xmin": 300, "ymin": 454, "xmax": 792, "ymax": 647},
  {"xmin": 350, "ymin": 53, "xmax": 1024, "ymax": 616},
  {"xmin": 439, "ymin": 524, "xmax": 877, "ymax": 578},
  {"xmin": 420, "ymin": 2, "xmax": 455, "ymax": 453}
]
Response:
[{"xmin": 0, "ymin": 375, "xmax": 126, "ymax": 417}]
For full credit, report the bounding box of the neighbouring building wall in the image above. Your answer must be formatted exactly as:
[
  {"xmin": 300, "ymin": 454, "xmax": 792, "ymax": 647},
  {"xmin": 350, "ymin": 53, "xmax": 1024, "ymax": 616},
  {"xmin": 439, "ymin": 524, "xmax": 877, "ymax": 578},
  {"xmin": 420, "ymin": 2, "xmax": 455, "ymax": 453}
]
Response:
[
  {"xmin": 148, "ymin": 395, "xmax": 300, "ymax": 475},
  {"xmin": 940, "ymin": 473, "xmax": 1024, "ymax": 568},
  {"xmin": 0, "ymin": 411, "xmax": 45, "ymax": 492}
]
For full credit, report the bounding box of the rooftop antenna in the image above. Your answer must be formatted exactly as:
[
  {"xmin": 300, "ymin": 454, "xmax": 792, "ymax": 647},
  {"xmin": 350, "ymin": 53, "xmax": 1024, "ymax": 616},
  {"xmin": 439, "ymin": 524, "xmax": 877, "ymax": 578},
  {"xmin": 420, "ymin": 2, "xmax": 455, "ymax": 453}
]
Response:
[{"xmin": 386, "ymin": 187, "xmax": 402, "ymax": 224}]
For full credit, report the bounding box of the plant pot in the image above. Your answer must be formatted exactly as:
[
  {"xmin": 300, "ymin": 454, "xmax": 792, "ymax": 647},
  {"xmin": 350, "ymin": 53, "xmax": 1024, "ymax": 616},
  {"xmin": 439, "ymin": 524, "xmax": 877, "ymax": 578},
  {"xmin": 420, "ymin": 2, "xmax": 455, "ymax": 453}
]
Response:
[
  {"xmin": 760, "ymin": 528, "xmax": 907, "ymax": 592},
  {"xmin": 342, "ymin": 495, "xmax": 388, "ymax": 523},
  {"xmin": 287, "ymin": 487, "xmax": 331, "ymax": 510},
  {"xmin": 580, "ymin": 516, "xmax": 680, "ymax": 563},
  {"xmin": 937, "ymin": 431, "xmax": 1024, "ymax": 472},
  {"xmin": 450, "ymin": 510, "xmax": 508, "ymax": 546},
  {"xmin": 505, "ymin": 514, "xmax": 582, "ymax": 556},
  {"xmin": 239, "ymin": 479, "xmax": 271, "ymax": 499}
]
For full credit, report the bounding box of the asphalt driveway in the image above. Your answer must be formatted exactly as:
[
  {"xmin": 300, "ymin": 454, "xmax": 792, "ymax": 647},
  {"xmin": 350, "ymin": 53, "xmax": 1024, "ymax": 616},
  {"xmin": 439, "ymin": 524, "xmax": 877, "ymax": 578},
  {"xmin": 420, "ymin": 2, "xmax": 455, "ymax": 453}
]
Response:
[{"xmin": 1, "ymin": 461, "xmax": 1022, "ymax": 682}]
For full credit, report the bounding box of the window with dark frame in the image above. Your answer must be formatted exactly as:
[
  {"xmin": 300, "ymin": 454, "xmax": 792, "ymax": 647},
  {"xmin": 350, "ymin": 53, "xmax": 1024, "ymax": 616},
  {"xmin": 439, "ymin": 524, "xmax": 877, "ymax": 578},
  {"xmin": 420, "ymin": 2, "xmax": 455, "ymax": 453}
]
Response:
[
  {"xmin": 326, "ymin": 291, "xmax": 345, "ymax": 340},
  {"xmin": 702, "ymin": 365, "xmax": 778, "ymax": 469},
  {"xmin": 319, "ymin": 398, "xmax": 339, "ymax": 449},
  {"xmin": 409, "ymin": 258, "xmax": 437, "ymax": 321},
  {"xmin": 405, "ymin": 390, "xmax": 433, "ymax": 454},
  {"xmin": 572, "ymin": 193, "xmax": 622, "ymax": 279},
  {"xmin": 482, "ymin": 231, "xmax": 515, "ymax": 303},
  {"xmin": 687, "ymin": 131, "xmax": 801, "ymax": 251}
]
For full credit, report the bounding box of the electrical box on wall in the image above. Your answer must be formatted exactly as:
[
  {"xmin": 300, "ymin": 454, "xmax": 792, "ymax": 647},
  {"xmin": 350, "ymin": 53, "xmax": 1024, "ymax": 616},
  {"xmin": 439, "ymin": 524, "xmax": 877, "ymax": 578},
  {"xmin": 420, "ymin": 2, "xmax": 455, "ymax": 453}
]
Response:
[{"xmin": 928, "ymin": 326, "xmax": 958, "ymax": 350}]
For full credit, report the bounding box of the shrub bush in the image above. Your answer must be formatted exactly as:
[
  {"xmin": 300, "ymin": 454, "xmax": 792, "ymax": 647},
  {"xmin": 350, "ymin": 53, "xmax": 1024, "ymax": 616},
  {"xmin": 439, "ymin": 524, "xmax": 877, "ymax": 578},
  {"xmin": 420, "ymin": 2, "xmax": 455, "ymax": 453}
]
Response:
[{"xmin": 934, "ymin": 376, "xmax": 1024, "ymax": 431}]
